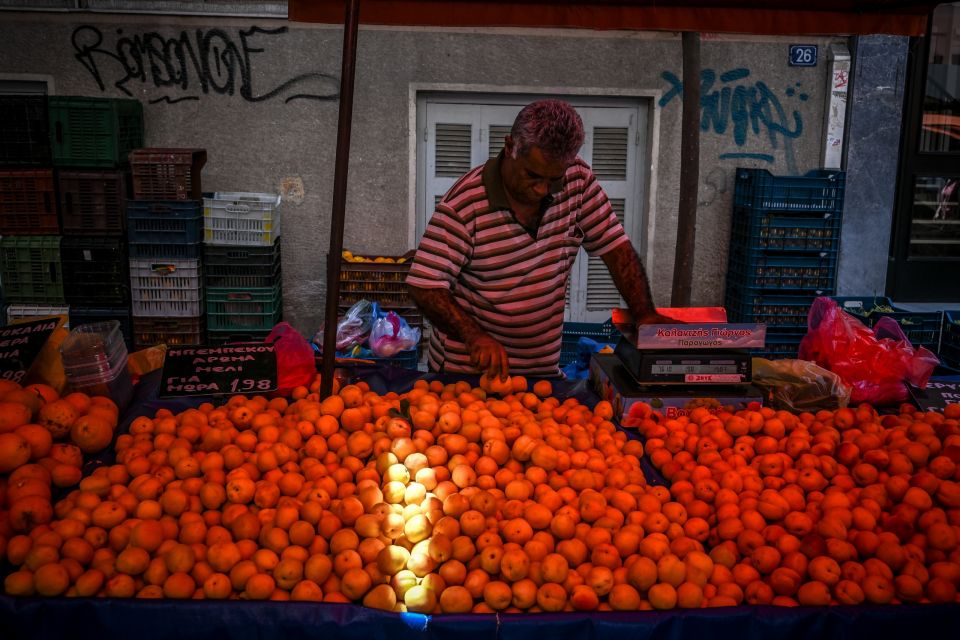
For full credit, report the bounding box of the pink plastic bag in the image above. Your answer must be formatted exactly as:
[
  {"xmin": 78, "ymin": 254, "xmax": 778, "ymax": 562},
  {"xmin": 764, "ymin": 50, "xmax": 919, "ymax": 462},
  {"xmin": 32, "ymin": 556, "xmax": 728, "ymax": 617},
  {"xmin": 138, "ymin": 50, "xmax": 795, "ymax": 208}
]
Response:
[
  {"xmin": 798, "ymin": 298, "xmax": 939, "ymax": 406},
  {"xmin": 266, "ymin": 322, "xmax": 316, "ymax": 395}
]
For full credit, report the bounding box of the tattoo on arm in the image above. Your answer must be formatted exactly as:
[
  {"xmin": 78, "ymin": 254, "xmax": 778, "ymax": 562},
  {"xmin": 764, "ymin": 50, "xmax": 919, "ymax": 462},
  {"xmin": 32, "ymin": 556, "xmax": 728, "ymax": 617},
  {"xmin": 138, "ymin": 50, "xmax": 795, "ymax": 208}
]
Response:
[
  {"xmin": 601, "ymin": 242, "xmax": 657, "ymax": 319},
  {"xmin": 408, "ymin": 285, "xmax": 486, "ymax": 344}
]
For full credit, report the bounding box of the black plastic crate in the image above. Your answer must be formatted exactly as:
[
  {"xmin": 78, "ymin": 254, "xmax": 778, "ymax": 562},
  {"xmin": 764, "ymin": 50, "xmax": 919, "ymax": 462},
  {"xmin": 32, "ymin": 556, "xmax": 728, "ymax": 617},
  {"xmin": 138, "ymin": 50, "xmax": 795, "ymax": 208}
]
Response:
[
  {"xmin": 61, "ymin": 237, "xmax": 129, "ymax": 306},
  {"xmin": 127, "ymin": 200, "xmax": 203, "ymax": 245},
  {"xmin": 832, "ymin": 296, "xmax": 942, "ymax": 351},
  {"xmin": 734, "ymin": 168, "xmax": 845, "ymax": 212},
  {"xmin": 941, "ymin": 342, "xmax": 960, "ymax": 370},
  {"xmin": 727, "ymin": 250, "xmax": 838, "ymax": 293},
  {"xmin": 944, "ymin": 311, "xmax": 960, "ymax": 349},
  {"xmin": 730, "ymin": 205, "xmax": 841, "ymax": 253},
  {"xmin": 725, "ymin": 285, "xmax": 814, "ymax": 331},
  {"xmin": 58, "ymin": 169, "xmax": 128, "ymax": 236},
  {"xmin": 0, "ymin": 169, "xmax": 59, "ymax": 235},
  {"xmin": 0, "ymin": 95, "xmax": 50, "ymax": 166},
  {"xmin": 49, "ymin": 96, "xmax": 143, "ymax": 168},
  {"xmin": 134, "ymin": 315, "xmax": 206, "ymax": 349},
  {"xmin": 203, "ymin": 240, "xmax": 281, "ymax": 288},
  {"xmin": 69, "ymin": 306, "xmax": 133, "ymax": 350}
]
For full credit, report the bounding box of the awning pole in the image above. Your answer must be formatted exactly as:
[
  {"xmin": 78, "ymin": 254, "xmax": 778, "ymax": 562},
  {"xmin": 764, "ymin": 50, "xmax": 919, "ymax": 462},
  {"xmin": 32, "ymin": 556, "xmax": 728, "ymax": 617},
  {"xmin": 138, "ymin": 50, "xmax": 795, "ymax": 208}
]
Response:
[
  {"xmin": 320, "ymin": 0, "xmax": 361, "ymax": 398},
  {"xmin": 671, "ymin": 31, "xmax": 701, "ymax": 307}
]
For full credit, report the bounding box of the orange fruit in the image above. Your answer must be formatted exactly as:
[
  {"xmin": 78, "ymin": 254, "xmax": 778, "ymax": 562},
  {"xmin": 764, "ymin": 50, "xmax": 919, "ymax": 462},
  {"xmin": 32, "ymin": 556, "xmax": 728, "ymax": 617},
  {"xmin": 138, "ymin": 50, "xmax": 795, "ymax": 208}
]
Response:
[
  {"xmin": 70, "ymin": 414, "xmax": 115, "ymax": 454},
  {"xmin": 0, "ymin": 432, "xmax": 31, "ymax": 472},
  {"xmin": 37, "ymin": 400, "xmax": 79, "ymax": 439}
]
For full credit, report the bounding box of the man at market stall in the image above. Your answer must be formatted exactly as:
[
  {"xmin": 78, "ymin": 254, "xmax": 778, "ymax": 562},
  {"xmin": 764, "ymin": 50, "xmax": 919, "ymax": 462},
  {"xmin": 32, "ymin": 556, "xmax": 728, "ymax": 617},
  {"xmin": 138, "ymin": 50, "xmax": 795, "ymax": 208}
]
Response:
[{"xmin": 406, "ymin": 98, "xmax": 676, "ymax": 379}]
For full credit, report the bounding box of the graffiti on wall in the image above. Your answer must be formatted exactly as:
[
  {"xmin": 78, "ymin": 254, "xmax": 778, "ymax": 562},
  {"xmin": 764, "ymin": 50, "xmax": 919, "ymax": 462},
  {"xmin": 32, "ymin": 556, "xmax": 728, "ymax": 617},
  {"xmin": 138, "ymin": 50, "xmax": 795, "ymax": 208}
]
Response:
[
  {"xmin": 659, "ymin": 68, "xmax": 806, "ymax": 175},
  {"xmin": 71, "ymin": 25, "xmax": 339, "ymax": 104}
]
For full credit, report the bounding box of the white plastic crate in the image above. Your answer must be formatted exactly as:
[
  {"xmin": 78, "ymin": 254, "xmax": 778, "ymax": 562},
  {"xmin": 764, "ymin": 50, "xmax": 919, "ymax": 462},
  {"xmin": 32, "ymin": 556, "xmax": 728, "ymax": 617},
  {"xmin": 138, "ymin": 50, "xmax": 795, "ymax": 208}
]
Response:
[
  {"xmin": 6, "ymin": 304, "xmax": 70, "ymax": 325},
  {"xmin": 203, "ymin": 191, "xmax": 281, "ymax": 246},
  {"xmin": 129, "ymin": 258, "xmax": 203, "ymax": 317}
]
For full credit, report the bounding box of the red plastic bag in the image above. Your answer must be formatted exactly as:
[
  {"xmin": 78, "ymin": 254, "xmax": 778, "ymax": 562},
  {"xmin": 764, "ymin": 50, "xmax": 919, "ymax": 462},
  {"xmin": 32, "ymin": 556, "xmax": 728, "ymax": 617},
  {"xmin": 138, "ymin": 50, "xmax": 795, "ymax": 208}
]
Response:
[
  {"xmin": 266, "ymin": 322, "xmax": 316, "ymax": 395},
  {"xmin": 798, "ymin": 297, "xmax": 939, "ymax": 406}
]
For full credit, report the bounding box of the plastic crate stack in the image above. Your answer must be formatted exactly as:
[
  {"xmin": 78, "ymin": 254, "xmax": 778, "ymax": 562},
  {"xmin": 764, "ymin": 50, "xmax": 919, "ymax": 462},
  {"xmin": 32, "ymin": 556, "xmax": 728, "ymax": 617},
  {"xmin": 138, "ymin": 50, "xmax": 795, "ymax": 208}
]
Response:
[
  {"xmin": 202, "ymin": 192, "xmax": 282, "ymax": 344},
  {"xmin": 128, "ymin": 149, "xmax": 207, "ymax": 349},
  {"xmin": 52, "ymin": 97, "xmax": 143, "ymax": 348},
  {"xmin": 0, "ymin": 95, "xmax": 57, "ymax": 325},
  {"xmin": 338, "ymin": 252, "xmax": 421, "ymax": 368},
  {"xmin": 724, "ymin": 168, "xmax": 845, "ymax": 359},
  {"xmin": 0, "ymin": 95, "xmax": 141, "ymax": 330}
]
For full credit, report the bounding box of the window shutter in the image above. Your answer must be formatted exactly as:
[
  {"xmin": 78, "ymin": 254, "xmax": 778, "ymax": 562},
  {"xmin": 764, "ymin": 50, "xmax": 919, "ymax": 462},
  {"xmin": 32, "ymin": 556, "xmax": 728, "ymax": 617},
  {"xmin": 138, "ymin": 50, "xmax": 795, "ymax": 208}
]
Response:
[
  {"xmin": 488, "ymin": 125, "xmax": 512, "ymax": 158},
  {"xmin": 435, "ymin": 123, "xmax": 472, "ymax": 177},
  {"xmin": 585, "ymin": 198, "xmax": 626, "ymax": 311},
  {"xmin": 592, "ymin": 127, "xmax": 628, "ymax": 180}
]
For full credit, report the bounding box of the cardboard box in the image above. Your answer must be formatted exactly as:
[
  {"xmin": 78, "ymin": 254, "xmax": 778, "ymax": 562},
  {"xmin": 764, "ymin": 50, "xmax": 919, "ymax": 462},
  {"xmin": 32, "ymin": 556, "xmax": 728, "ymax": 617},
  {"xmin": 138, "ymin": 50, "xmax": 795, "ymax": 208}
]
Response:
[{"xmin": 588, "ymin": 353, "xmax": 764, "ymax": 423}]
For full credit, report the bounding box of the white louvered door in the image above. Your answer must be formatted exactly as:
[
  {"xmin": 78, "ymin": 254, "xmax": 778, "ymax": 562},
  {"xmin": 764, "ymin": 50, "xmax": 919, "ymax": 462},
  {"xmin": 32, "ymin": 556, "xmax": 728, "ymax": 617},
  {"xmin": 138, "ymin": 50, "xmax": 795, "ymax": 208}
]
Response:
[{"xmin": 418, "ymin": 96, "xmax": 646, "ymax": 323}]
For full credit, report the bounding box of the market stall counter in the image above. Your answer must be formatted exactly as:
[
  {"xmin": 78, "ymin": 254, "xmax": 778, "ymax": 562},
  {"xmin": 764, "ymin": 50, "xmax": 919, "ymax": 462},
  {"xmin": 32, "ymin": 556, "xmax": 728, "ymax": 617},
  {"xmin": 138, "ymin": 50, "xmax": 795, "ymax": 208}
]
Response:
[{"xmin": 2, "ymin": 364, "xmax": 960, "ymax": 640}]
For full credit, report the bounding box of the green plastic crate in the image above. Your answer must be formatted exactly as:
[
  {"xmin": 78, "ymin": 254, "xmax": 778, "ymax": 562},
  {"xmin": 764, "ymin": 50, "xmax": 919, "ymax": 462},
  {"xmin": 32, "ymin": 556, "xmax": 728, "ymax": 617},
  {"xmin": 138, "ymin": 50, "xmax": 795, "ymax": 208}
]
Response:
[
  {"xmin": 0, "ymin": 236, "xmax": 64, "ymax": 304},
  {"xmin": 206, "ymin": 285, "xmax": 282, "ymax": 332},
  {"xmin": 48, "ymin": 97, "xmax": 143, "ymax": 168}
]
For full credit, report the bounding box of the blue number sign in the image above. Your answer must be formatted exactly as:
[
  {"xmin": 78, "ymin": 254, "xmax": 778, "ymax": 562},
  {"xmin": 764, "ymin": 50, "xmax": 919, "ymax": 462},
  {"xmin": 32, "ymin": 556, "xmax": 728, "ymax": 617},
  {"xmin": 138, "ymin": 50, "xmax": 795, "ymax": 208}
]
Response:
[{"xmin": 789, "ymin": 45, "xmax": 818, "ymax": 67}]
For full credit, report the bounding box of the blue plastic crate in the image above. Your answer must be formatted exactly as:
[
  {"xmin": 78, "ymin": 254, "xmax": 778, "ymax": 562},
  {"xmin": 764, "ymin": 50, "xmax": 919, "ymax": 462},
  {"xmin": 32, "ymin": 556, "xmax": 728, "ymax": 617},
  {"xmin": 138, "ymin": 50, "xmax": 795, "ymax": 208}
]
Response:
[
  {"xmin": 725, "ymin": 285, "xmax": 815, "ymax": 331},
  {"xmin": 127, "ymin": 200, "xmax": 203, "ymax": 245},
  {"xmin": 944, "ymin": 310, "xmax": 960, "ymax": 348},
  {"xmin": 751, "ymin": 332, "xmax": 803, "ymax": 360},
  {"xmin": 734, "ymin": 168, "xmax": 845, "ymax": 212},
  {"xmin": 727, "ymin": 250, "xmax": 837, "ymax": 293},
  {"xmin": 730, "ymin": 205, "xmax": 841, "ymax": 254}
]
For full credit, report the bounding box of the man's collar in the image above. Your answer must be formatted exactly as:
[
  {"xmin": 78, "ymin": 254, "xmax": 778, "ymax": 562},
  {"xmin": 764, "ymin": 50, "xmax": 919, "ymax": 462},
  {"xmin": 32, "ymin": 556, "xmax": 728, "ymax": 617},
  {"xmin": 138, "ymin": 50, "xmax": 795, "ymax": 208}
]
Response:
[{"xmin": 482, "ymin": 150, "xmax": 511, "ymax": 211}]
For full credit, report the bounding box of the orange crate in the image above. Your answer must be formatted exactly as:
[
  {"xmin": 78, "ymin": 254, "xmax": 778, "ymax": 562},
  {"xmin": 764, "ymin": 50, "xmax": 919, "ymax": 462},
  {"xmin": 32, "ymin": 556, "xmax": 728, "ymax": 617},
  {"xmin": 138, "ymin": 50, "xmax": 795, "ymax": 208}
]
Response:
[{"xmin": 338, "ymin": 251, "xmax": 415, "ymax": 308}]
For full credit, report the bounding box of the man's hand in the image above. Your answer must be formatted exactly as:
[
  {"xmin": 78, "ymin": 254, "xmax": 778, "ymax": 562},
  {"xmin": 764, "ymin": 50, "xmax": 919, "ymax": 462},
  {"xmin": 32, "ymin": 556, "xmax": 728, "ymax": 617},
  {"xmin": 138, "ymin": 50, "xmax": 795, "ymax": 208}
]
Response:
[
  {"xmin": 467, "ymin": 333, "xmax": 510, "ymax": 380},
  {"xmin": 636, "ymin": 311, "xmax": 684, "ymax": 325}
]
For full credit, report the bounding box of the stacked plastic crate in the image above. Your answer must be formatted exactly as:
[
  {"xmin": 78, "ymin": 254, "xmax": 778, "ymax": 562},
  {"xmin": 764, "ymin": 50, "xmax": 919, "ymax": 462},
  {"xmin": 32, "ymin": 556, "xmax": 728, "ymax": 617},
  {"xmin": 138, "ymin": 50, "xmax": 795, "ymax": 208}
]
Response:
[
  {"xmin": 202, "ymin": 192, "xmax": 282, "ymax": 344},
  {"xmin": 128, "ymin": 149, "xmax": 207, "ymax": 348},
  {"xmin": 0, "ymin": 96, "xmax": 58, "ymax": 324},
  {"xmin": 51, "ymin": 97, "xmax": 143, "ymax": 348},
  {"xmin": 724, "ymin": 168, "xmax": 846, "ymax": 359}
]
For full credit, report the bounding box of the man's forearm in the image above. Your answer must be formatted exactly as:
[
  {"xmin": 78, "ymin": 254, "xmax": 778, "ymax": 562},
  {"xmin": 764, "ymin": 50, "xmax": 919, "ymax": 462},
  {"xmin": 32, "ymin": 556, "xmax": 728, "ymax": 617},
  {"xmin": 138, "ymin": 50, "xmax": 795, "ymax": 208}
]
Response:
[
  {"xmin": 408, "ymin": 285, "xmax": 487, "ymax": 344},
  {"xmin": 602, "ymin": 242, "xmax": 658, "ymax": 320}
]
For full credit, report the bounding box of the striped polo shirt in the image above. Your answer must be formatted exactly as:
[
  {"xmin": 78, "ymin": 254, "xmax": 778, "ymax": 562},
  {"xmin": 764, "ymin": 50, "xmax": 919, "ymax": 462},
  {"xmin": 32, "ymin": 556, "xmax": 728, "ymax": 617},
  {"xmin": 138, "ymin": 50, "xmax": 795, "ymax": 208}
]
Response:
[{"xmin": 406, "ymin": 152, "xmax": 629, "ymax": 375}]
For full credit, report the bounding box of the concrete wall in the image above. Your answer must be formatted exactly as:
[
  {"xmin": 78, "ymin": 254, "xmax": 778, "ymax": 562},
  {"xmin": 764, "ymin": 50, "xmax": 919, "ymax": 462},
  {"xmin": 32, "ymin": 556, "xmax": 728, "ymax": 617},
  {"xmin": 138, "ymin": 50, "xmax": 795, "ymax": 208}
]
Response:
[{"xmin": 0, "ymin": 12, "xmax": 843, "ymax": 335}]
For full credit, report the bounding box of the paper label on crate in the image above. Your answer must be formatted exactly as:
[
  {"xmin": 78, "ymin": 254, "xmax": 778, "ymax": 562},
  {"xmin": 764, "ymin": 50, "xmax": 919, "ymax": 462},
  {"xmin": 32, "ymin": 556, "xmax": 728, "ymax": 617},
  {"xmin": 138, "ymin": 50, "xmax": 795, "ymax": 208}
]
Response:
[
  {"xmin": 631, "ymin": 323, "xmax": 766, "ymax": 349},
  {"xmin": 160, "ymin": 343, "xmax": 278, "ymax": 398},
  {"xmin": 0, "ymin": 317, "xmax": 60, "ymax": 385}
]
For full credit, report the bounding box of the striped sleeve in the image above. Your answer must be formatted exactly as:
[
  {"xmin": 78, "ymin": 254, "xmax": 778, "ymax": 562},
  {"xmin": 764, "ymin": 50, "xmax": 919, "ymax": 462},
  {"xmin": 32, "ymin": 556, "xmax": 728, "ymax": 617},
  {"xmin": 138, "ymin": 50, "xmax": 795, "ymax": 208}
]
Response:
[
  {"xmin": 577, "ymin": 164, "xmax": 630, "ymax": 257},
  {"xmin": 406, "ymin": 202, "xmax": 472, "ymax": 290}
]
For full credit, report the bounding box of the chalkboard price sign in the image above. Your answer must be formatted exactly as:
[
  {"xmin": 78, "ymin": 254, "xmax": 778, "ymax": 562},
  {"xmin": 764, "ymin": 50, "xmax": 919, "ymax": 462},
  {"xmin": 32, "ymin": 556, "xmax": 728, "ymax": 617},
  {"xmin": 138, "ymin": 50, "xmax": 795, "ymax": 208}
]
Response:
[
  {"xmin": 0, "ymin": 317, "xmax": 60, "ymax": 385},
  {"xmin": 909, "ymin": 378, "xmax": 960, "ymax": 413},
  {"xmin": 160, "ymin": 343, "xmax": 278, "ymax": 398}
]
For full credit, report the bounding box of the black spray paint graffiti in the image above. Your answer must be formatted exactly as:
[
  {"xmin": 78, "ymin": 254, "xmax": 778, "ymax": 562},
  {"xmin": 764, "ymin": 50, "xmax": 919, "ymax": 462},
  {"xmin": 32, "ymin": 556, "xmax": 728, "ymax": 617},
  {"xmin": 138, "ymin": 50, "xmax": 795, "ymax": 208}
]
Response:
[
  {"xmin": 659, "ymin": 68, "xmax": 805, "ymax": 175},
  {"xmin": 72, "ymin": 25, "xmax": 339, "ymax": 104}
]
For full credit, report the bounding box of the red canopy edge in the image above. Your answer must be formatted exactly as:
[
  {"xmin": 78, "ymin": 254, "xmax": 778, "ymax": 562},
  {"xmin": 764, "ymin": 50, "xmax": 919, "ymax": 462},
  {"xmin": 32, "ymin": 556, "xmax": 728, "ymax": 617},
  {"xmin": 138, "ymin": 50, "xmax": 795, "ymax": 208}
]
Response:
[{"xmin": 289, "ymin": 0, "xmax": 932, "ymax": 36}]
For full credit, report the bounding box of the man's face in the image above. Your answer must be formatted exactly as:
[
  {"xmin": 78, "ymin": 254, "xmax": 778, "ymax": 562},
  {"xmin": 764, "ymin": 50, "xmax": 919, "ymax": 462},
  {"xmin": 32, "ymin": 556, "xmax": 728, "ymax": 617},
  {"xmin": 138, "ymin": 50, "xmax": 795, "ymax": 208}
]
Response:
[{"xmin": 502, "ymin": 136, "xmax": 568, "ymax": 206}]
